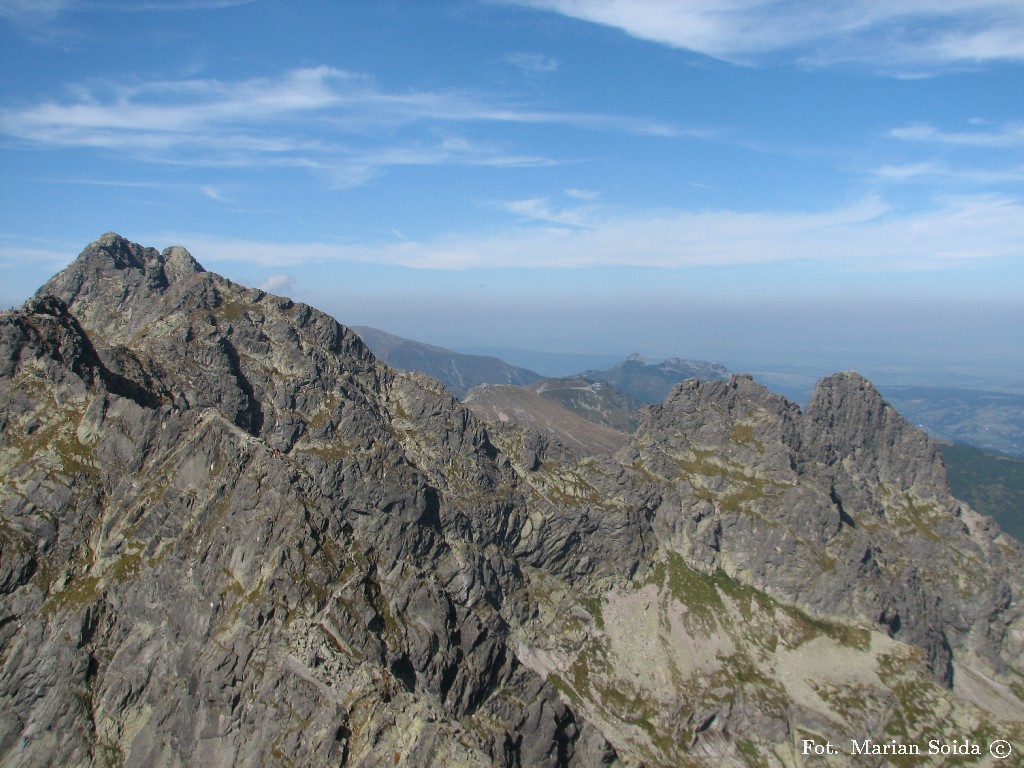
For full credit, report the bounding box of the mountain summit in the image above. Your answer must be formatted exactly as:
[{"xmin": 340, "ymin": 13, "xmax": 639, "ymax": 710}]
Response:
[{"xmin": 2, "ymin": 235, "xmax": 1022, "ymax": 767}]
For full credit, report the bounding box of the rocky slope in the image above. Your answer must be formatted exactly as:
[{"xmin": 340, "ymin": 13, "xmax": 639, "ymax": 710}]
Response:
[
  {"xmin": 463, "ymin": 384, "xmax": 630, "ymax": 457},
  {"xmin": 2, "ymin": 234, "xmax": 1023, "ymax": 767},
  {"xmin": 526, "ymin": 377, "xmax": 642, "ymax": 435}
]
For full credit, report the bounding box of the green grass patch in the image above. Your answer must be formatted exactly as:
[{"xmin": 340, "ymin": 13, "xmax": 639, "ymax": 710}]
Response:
[
  {"xmin": 896, "ymin": 493, "xmax": 943, "ymax": 543},
  {"xmin": 580, "ymin": 594, "xmax": 605, "ymax": 630},
  {"xmin": 213, "ymin": 299, "xmax": 248, "ymax": 323},
  {"xmin": 736, "ymin": 739, "xmax": 770, "ymax": 768}
]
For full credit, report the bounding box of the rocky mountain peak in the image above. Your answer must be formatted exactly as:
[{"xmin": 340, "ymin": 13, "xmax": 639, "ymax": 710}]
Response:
[
  {"xmin": 37, "ymin": 232, "xmax": 206, "ymax": 316},
  {"xmin": 0, "ymin": 294, "xmax": 103, "ymax": 392},
  {"xmin": 803, "ymin": 370, "xmax": 946, "ymax": 492},
  {"xmin": 90, "ymin": 231, "xmax": 160, "ymax": 270},
  {"xmin": 161, "ymin": 243, "xmax": 206, "ymax": 283}
]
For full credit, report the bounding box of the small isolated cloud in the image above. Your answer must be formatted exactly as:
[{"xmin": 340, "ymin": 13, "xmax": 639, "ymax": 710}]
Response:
[
  {"xmin": 505, "ymin": 0, "xmax": 1024, "ymax": 72},
  {"xmin": 494, "ymin": 197, "xmax": 593, "ymax": 227},
  {"xmin": 505, "ymin": 52, "xmax": 559, "ymax": 73},
  {"xmin": 565, "ymin": 187, "xmax": 600, "ymax": 200},
  {"xmin": 200, "ymin": 185, "xmax": 229, "ymax": 202},
  {"xmin": 258, "ymin": 273, "xmax": 295, "ymax": 294}
]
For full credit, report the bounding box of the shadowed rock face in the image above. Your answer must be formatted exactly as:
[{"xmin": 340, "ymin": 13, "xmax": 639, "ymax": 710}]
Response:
[{"xmin": 2, "ymin": 234, "xmax": 1023, "ymax": 767}]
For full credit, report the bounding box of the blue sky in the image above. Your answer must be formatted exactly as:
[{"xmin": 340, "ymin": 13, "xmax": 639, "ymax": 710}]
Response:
[{"xmin": 2, "ymin": 0, "xmax": 1022, "ymax": 388}]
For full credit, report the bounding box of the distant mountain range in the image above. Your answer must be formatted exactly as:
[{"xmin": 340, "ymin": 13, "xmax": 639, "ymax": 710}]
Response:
[
  {"xmin": 357, "ymin": 328, "xmax": 734, "ymax": 450},
  {"xmin": 355, "ymin": 328, "xmax": 731, "ymax": 408},
  {"xmin": 352, "ymin": 325, "xmax": 541, "ymax": 397},
  {"xmin": 580, "ymin": 353, "xmax": 730, "ymax": 404},
  {"xmin": 360, "ymin": 327, "xmax": 1024, "ymax": 460},
  {"xmin": 454, "ymin": 346, "xmax": 626, "ymax": 378}
]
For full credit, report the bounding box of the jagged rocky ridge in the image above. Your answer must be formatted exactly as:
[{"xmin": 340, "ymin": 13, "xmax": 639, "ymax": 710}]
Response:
[{"xmin": 1, "ymin": 234, "xmax": 1022, "ymax": 767}]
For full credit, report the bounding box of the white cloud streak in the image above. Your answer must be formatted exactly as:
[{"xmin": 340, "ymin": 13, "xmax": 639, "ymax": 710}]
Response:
[
  {"xmin": 889, "ymin": 121, "xmax": 1024, "ymax": 147},
  {"xmin": 505, "ymin": 0, "xmax": 1024, "ymax": 71},
  {"xmin": 872, "ymin": 161, "xmax": 1024, "ymax": 185},
  {"xmin": 565, "ymin": 187, "xmax": 601, "ymax": 200},
  {"xmin": 168, "ymin": 194, "xmax": 1024, "ymax": 272},
  {"xmin": 0, "ymin": 244, "xmax": 74, "ymax": 270},
  {"xmin": 0, "ymin": 66, "xmax": 688, "ymax": 182},
  {"xmin": 493, "ymin": 197, "xmax": 594, "ymax": 227},
  {"xmin": 0, "ymin": 0, "xmax": 252, "ymax": 25},
  {"xmin": 505, "ymin": 52, "xmax": 560, "ymax": 73},
  {"xmin": 0, "ymin": 0, "xmax": 72, "ymax": 21}
]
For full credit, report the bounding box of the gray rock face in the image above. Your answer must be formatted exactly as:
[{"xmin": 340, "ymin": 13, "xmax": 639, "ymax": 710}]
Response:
[
  {"xmin": 2, "ymin": 234, "xmax": 1023, "ymax": 767},
  {"xmin": 629, "ymin": 374, "xmax": 1024, "ymax": 682},
  {"xmin": 2, "ymin": 234, "xmax": 614, "ymax": 767},
  {"xmin": 802, "ymin": 371, "xmax": 948, "ymax": 493}
]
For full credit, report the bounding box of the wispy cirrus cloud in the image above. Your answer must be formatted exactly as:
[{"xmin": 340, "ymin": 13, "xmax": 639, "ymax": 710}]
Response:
[
  {"xmin": 872, "ymin": 161, "xmax": 1024, "ymax": 185},
  {"xmin": 0, "ymin": 244, "xmax": 74, "ymax": 271},
  {"xmin": 0, "ymin": 0, "xmax": 252, "ymax": 28},
  {"xmin": 493, "ymin": 197, "xmax": 595, "ymax": 227},
  {"xmin": 505, "ymin": 52, "xmax": 560, "ymax": 73},
  {"xmin": 0, "ymin": 0, "xmax": 251, "ymax": 17},
  {"xmin": 167, "ymin": 194, "xmax": 1024, "ymax": 273},
  {"xmin": 0, "ymin": 65, "xmax": 690, "ymax": 184},
  {"xmin": 872, "ymin": 119, "xmax": 1024, "ymax": 191},
  {"xmin": 116, "ymin": 1, "xmax": 255, "ymax": 9},
  {"xmin": 504, "ymin": 0, "xmax": 1024, "ymax": 72},
  {"xmin": 889, "ymin": 121, "xmax": 1024, "ymax": 147}
]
